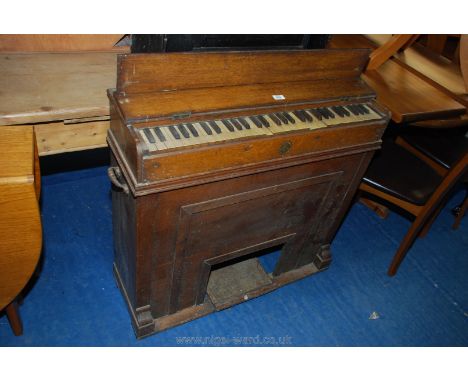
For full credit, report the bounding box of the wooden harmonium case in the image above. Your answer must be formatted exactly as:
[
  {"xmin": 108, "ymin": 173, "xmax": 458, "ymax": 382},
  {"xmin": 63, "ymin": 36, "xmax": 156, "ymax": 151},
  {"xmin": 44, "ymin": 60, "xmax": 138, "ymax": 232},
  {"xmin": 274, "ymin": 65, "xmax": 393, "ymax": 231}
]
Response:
[{"xmin": 107, "ymin": 49, "xmax": 390, "ymax": 338}]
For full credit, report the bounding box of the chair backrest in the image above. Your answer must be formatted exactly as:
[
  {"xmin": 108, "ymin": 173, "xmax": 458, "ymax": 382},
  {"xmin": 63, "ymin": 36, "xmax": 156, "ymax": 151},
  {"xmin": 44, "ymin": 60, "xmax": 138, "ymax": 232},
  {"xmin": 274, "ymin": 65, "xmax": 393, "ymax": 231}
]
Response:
[{"xmin": 423, "ymin": 152, "xmax": 467, "ymax": 220}]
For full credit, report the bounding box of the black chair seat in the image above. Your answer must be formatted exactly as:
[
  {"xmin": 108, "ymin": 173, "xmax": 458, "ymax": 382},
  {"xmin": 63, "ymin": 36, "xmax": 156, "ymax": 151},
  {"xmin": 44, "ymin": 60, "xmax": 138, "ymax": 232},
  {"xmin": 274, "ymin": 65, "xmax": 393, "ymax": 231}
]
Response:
[
  {"xmin": 362, "ymin": 139, "xmax": 443, "ymax": 206},
  {"xmin": 399, "ymin": 127, "xmax": 468, "ymax": 169}
]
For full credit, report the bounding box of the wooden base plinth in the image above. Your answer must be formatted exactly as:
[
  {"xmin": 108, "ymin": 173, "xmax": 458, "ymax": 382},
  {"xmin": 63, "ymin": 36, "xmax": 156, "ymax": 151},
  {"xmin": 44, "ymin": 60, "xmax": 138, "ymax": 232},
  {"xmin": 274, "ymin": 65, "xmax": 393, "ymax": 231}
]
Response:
[{"xmin": 114, "ymin": 257, "xmax": 325, "ymax": 339}]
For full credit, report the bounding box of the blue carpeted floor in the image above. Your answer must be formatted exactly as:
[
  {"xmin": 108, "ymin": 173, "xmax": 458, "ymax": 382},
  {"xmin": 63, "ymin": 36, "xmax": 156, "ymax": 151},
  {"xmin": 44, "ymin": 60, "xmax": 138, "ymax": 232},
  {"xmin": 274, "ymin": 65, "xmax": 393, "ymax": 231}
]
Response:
[{"xmin": 1, "ymin": 166, "xmax": 467, "ymax": 346}]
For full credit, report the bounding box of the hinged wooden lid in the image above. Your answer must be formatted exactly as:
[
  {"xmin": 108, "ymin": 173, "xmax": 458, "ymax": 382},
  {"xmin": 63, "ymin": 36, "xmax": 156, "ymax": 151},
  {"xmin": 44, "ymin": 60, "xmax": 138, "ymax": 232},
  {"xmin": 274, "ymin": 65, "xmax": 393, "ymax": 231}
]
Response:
[{"xmin": 111, "ymin": 49, "xmax": 374, "ymax": 123}]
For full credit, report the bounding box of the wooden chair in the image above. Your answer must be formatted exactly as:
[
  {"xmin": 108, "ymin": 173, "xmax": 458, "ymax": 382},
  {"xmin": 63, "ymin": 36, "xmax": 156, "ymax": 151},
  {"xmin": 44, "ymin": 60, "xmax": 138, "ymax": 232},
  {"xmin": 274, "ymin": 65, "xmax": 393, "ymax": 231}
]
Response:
[
  {"xmin": 396, "ymin": 127, "xmax": 468, "ymax": 230},
  {"xmin": 392, "ymin": 35, "xmax": 468, "ymax": 229},
  {"xmin": 359, "ymin": 139, "xmax": 467, "ymax": 276}
]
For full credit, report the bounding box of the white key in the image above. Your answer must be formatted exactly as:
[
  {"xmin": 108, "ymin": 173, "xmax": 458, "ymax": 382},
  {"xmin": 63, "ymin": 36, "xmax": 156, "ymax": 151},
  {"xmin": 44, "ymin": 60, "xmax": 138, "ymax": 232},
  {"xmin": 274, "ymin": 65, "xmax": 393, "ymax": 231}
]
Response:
[
  {"xmin": 263, "ymin": 115, "xmax": 284, "ymax": 135},
  {"xmin": 217, "ymin": 120, "xmax": 238, "ymax": 140},
  {"xmin": 323, "ymin": 108, "xmax": 347, "ymax": 126},
  {"xmin": 361, "ymin": 104, "xmax": 382, "ymax": 121},
  {"xmin": 306, "ymin": 110, "xmax": 327, "ymax": 130},
  {"xmin": 151, "ymin": 127, "xmax": 169, "ymax": 151},
  {"xmin": 192, "ymin": 123, "xmax": 213, "ymax": 143},
  {"xmin": 343, "ymin": 105, "xmax": 366, "ymax": 123},
  {"xmin": 231, "ymin": 118, "xmax": 255, "ymax": 138},
  {"xmin": 140, "ymin": 129, "xmax": 158, "ymax": 152},
  {"xmin": 199, "ymin": 122, "xmax": 219, "ymax": 143},
  {"xmin": 159, "ymin": 126, "xmax": 179, "ymax": 149},
  {"xmin": 254, "ymin": 116, "xmax": 273, "ymax": 136},
  {"xmin": 181, "ymin": 123, "xmax": 202, "ymax": 146},
  {"xmin": 288, "ymin": 112, "xmax": 310, "ymax": 131}
]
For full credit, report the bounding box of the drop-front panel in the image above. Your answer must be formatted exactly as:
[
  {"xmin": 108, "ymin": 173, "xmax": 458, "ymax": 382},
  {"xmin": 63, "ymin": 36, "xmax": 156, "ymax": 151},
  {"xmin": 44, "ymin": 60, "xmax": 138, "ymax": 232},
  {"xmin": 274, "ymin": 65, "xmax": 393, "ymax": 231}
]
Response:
[{"xmin": 107, "ymin": 50, "xmax": 390, "ymax": 338}]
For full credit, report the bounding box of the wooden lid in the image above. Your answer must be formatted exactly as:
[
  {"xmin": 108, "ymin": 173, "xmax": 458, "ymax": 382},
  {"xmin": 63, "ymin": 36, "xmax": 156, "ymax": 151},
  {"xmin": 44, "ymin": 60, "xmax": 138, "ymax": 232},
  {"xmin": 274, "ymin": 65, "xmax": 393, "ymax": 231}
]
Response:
[{"xmin": 112, "ymin": 49, "xmax": 373, "ymax": 123}]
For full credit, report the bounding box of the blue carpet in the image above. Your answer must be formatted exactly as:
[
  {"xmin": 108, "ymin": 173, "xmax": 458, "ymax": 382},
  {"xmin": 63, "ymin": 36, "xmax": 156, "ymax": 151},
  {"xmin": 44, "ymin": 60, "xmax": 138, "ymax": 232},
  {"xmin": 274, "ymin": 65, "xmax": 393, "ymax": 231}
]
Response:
[{"xmin": 0, "ymin": 166, "xmax": 467, "ymax": 346}]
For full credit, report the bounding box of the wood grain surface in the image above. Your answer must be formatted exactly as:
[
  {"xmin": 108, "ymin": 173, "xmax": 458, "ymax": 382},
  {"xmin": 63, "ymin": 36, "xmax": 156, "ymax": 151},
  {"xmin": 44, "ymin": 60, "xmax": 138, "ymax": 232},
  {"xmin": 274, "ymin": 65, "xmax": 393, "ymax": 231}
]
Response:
[
  {"xmin": 0, "ymin": 52, "xmax": 118, "ymax": 125},
  {"xmin": 0, "ymin": 34, "xmax": 128, "ymax": 53},
  {"xmin": 117, "ymin": 50, "xmax": 370, "ymax": 94},
  {"xmin": 0, "ymin": 125, "xmax": 42, "ymax": 310}
]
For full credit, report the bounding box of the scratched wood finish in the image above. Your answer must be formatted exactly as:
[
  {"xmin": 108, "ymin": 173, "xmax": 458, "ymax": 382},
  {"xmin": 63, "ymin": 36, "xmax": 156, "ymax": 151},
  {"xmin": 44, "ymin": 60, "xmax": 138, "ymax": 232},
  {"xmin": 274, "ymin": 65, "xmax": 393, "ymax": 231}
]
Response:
[
  {"xmin": 117, "ymin": 50, "xmax": 370, "ymax": 94},
  {"xmin": 0, "ymin": 52, "xmax": 118, "ymax": 126},
  {"xmin": 108, "ymin": 50, "xmax": 390, "ymax": 338}
]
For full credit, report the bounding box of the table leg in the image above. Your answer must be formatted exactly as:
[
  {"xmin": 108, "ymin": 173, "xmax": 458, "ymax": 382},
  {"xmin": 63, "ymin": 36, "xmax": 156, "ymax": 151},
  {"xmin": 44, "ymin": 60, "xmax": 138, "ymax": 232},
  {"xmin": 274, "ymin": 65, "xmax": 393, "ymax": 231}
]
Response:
[{"xmin": 5, "ymin": 300, "xmax": 23, "ymax": 336}]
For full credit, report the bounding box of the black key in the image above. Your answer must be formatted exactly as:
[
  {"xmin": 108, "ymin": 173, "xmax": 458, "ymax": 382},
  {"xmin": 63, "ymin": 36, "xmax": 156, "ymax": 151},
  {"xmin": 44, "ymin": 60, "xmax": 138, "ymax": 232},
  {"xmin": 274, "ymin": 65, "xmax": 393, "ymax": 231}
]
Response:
[
  {"xmin": 257, "ymin": 115, "xmax": 270, "ymax": 128},
  {"xmin": 316, "ymin": 108, "xmax": 330, "ymax": 119},
  {"xmin": 200, "ymin": 122, "xmax": 213, "ymax": 135},
  {"xmin": 293, "ymin": 110, "xmax": 306, "ymax": 122},
  {"xmin": 358, "ymin": 104, "xmax": 370, "ymax": 114},
  {"xmin": 309, "ymin": 109, "xmax": 323, "ymax": 120},
  {"xmin": 177, "ymin": 124, "xmax": 190, "ymax": 139},
  {"xmin": 222, "ymin": 119, "xmax": 235, "ymax": 132},
  {"xmin": 269, "ymin": 113, "xmax": 282, "ymax": 126},
  {"xmin": 275, "ymin": 112, "xmax": 288, "ymax": 124},
  {"xmin": 347, "ymin": 105, "xmax": 360, "ymax": 116},
  {"xmin": 322, "ymin": 108, "xmax": 334, "ymax": 119},
  {"xmin": 339, "ymin": 106, "xmax": 350, "ymax": 117},
  {"xmin": 365, "ymin": 104, "xmax": 379, "ymax": 114},
  {"xmin": 283, "ymin": 112, "xmax": 295, "ymax": 124},
  {"xmin": 186, "ymin": 123, "xmax": 199, "ymax": 137},
  {"xmin": 153, "ymin": 127, "xmax": 166, "ymax": 142},
  {"xmin": 331, "ymin": 106, "xmax": 345, "ymax": 117},
  {"xmin": 168, "ymin": 125, "xmax": 181, "ymax": 140},
  {"xmin": 302, "ymin": 110, "xmax": 313, "ymax": 122},
  {"xmin": 230, "ymin": 119, "xmax": 243, "ymax": 131},
  {"xmin": 238, "ymin": 117, "xmax": 251, "ymax": 129},
  {"xmin": 250, "ymin": 116, "xmax": 263, "ymax": 128},
  {"xmin": 143, "ymin": 128, "xmax": 155, "ymax": 143},
  {"xmin": 209, "ymin": 120, "xmax": 222, "ymax": 134}
]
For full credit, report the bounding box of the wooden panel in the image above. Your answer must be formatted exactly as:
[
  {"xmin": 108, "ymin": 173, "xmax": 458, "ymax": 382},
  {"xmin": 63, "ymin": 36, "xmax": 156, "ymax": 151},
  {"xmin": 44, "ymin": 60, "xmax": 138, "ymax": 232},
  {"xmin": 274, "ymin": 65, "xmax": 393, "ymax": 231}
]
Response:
[
  {"xmin": 117, "ymin": 49, "xmax": 370, "ymax": 94},
  {"xmin": 0, "ymin": 34, "xmax": 128, "ymax": 53},
  {"xmin": 0, "ymin": 125, "xmax": 34, "ymax": 181},
  {"xmin": 170, "ymin": 172, "xmax": 340, "ymax": 312},
  {"xmin": 0, "ymin": 52, "xmax": 118, "ymax": 126},
  {"xmin": 34, "ymin": 120, "xmax": 109, "ymax": 156},
  {"xmin": 116, "ymin": 78, "xmax": 373, "ymax": 121},
  {"xmin": 363, "ymin": 61, "xmax": 466, "ymax": 123}
]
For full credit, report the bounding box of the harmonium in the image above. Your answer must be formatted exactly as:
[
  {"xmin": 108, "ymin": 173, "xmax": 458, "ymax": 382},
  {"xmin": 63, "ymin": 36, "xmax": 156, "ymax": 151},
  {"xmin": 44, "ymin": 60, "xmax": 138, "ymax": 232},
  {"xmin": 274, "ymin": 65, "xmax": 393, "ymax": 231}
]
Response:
[{"xmin": 107, "ymin": 49, "xmax": 390, "ymax": 338}]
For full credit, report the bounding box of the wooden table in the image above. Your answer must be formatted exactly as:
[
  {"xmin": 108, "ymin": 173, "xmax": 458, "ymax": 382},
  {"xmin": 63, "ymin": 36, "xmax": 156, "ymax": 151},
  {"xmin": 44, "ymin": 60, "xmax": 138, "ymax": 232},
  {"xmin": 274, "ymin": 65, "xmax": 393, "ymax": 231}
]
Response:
[
  {"xmin": 0, "ymin": 125, "xmax": 42, "ymax": 335},
  {"xmin": 329, "ymin": 35, "xmax": 466, "ymax": 123},
  {"xmin": 0, "ymin": 52, "xmax": 119, "ymax": 155}
]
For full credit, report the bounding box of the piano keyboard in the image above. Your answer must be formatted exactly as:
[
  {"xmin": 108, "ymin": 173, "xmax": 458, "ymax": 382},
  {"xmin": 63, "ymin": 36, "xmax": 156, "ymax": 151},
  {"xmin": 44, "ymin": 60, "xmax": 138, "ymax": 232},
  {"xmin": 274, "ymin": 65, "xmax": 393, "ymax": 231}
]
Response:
[{"xmin": 139, "ymin": 103, "xmax": 382, "ymax": 152}]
